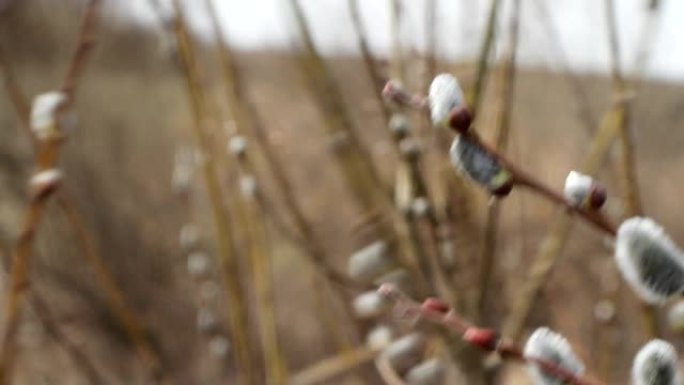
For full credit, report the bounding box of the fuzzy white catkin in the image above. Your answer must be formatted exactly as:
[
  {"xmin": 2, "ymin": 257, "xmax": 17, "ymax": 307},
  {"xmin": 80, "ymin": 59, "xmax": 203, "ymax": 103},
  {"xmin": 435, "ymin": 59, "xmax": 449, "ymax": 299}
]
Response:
[
  {"xmin": 632, "ymin": 339, "xmax": 681, "ymax": 385},
  {"xmin": 381, "ymin": 333, "xmax": 426, "ymax": 373},
  {"xmin": 30, "ymin": 91, "xmax": 69, "ymax": 139},
  {"xmin": 179, "ymin": 223, "xmax": 200, "ymax": 251},
  {"xmin": 564, "ymin": 171, "xmax": 594, "ymax": 206},
  {"xmin": 668, "ymin": 300, "xmax": 684, "ymax": 333},
  {"xmin": 187, "ymin": 251, "xmax": 210, "ymax": 278},
  {"xmin": 30, "ymin": 169, "xmax": 63, "ymax": 191},
  {"xmin": 449, "ymin": 135, "xmax": 511, "ymax": 192},
  {"xmin": 524, "ymin": 327, "xmax": 585, "ymax": 385},
  {"xmin": 366, "ymin": 325, "xmax": 394, "ymax": 350},
  {"xmin": 348, "ymin": 241, "xmax": 392, "ymax": 281},
  {"xmin": 196, "ymin": 308, "xmax": 218, "ymax": 333},
  {"xmin": 615, "ymin": 217, "xmax": 684, "ymax": 304},
  {"xmin": 352, "ymin": 291, "xmax": 390, "ymax": 318},
  {"xmin": 208, "ymin": 335, "xmax": 231, "ymax": 357},
  {"xmin": 239, "ymin": 175, "xmax": 258, "ymax": 198},
  {"xmin": 406, "ymin": 358, "xmax": 445, "ymax": 385},
  {"xmin": 428, "ymin": 73, "xmax": 464, "ymax": 127},
  {"xmin": 228, "ymin": 135, "xmax": 247, "ymax": 157}
]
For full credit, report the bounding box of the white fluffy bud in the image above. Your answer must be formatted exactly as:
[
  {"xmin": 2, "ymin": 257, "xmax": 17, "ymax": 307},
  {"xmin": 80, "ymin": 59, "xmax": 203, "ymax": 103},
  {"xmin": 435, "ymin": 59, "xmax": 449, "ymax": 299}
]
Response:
[
  {"xmin": 524, "ymin": 327, "xmax": 585, "ymax": 385},
  {"xmin": 228, "ymin": 135, "xmax": 247, "ymax": 157},
  {"xmin": 30, "ymin": 91, "xmax": 70, "ymax": 139},
  {"xmin": 450, "ymin": 136, "xmax": 513, "ymax": 195},
  {"xmin": 428, "ymin": 74, "xmax": 464, "ymax": 127},
  {"xmin": 406, "ymin": 358, "xmax": 444, "ymax": 385},
  {"xmin": 187, "ymin": 251, "xmax": 210, "ymax": 278},
  {"xmin": 632, "ymin": 339, "xmax": 680, "ymax": 385},
  {"xmin": 366, "ymin": 325, "xmax": 394, "ymax": 350},
  {"xmin": 381, "ymin": 333, "xmax": 426, "ymax": 373},
  {"xmin": 564, "ymin": 171, "xmax": 593, "ymax": 206},
  {"xmin": 197, "ymin": 308, "xmax": 218, "ymax": 333},
  {"xmin": 239, "ymin": 175, "xmax": 258, "ymax": 198},
  {"xmin": 208, "ymin": 335, "xmax": 231, "ymax": 357},
  {"xmin": 563, "ymin": 171, "xmax": 606, "ymax": 209},
  {"xmin": 348, "ymin": 241, "xmax": 392, "ymax": 281},
  {"xmin": 179, "ymin": 223, "xmax": 200, "ymax": 251},
  {"xmin": 615, "ymin": 217, "xmax": 684, "ymax": 304},
  {"xmin": 352, "ymin": 291, "xmax": 390, "ymax": 318},
  {"xmin": 667, "ymin": 300, "xmax": 684, "ymax": 333},
  {"xmin": 29, "ymin": 169, "xmax": 62, "ymax": 197}
]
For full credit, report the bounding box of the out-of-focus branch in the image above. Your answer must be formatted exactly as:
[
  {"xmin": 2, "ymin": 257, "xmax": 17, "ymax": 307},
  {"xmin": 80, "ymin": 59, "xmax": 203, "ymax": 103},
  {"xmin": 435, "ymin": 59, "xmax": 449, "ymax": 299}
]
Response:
[
  {"xmin": 468, "ymin": 0, "xmax": 501, "ymax": 117},
  {"xmin": 165, "ymin": 1, "xmax": 256, "ymax": 383},
  {"xmin": 475, "ymin": 0, "xmax": 521, "ymax": 319},
  {"xmin": 0, "ymin": 2, "xmax": 101, "ymax": 383},
  {"xmin": 379, "ymin": 284, "xmax": 607, "ymax": 385},
  {"xmin": 383, "ymin": 82, "xmax": 618, "ymax": 236}
]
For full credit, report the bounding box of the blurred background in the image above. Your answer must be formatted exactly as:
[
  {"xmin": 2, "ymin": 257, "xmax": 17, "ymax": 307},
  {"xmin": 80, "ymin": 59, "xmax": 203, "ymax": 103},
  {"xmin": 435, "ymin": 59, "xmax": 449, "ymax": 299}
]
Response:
[{"xmin": 1, "ymin": 0, "xmax": 684, "ymax": 384}]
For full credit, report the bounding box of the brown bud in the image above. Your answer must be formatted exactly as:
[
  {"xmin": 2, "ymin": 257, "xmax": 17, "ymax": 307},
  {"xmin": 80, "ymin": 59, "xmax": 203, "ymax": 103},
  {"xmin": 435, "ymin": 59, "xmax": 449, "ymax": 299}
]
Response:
[
  {"xmin": 448, "ymin": 107, "xmax": 474, "ymax": 134},
  {"xmin": 463, "ymin": 327, "xmax": 500, "ymax": 352},
  {"xmin": 588, "ymin": 183, "xmax": 607, "ymax": 210},
  {"xmin": 422, "ymin": 298, "xmax": 450, "ymax": 315}
]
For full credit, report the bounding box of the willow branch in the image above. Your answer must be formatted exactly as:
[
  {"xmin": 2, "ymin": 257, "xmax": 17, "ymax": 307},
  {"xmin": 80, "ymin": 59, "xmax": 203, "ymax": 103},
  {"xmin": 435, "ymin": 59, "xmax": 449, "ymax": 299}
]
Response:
[{"xmin": 379, "ymin": 285, "xmax": 607, "ymax": 385}]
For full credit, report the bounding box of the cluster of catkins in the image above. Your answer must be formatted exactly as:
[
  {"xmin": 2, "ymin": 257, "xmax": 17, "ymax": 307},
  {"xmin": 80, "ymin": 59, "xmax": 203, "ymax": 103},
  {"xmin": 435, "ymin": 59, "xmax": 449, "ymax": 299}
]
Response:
[
  {"xmin": 428, "ymin": 73, "xmax": 684, "ymax": 384},
  {"xmin": 349, "ymin": 241, "xmax": 444, "ymax": 385},
  {"xmin": 172, "ymin": 149, "xmax": 231, "ymax": 358}
]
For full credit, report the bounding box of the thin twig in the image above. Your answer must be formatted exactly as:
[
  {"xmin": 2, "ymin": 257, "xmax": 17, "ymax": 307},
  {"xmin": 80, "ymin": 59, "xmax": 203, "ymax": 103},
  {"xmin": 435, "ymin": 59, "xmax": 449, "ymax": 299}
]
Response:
[
  {"xmin": 475, "ymin": 0, "xmax": 521, "ymax": 319},
  {"xmin": 468, "ymin": 0, "xmax": 501, "ymax": 117},
  {"xmin": 380, "ymin": 285, "xmax": 607, "ymax": 385},
  {"xmin": 604, "ymin": 0, "xmax": 658, "ymax": 341},
  {"xmin": 0, "ymin": 2, "xmax": 101, "ymax": 382},
  {"xmin": 383, "ymin": 83, "xmax": 618, "ymax": 236},
  {"xmin": 164, "ymin": 1, "xmax": 256, "ymax": 382}
]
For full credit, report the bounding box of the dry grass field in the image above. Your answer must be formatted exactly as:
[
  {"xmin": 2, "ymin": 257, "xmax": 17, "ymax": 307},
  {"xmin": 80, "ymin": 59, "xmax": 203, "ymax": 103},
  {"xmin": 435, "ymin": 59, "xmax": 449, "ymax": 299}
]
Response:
[{"xmin": 1, "ymin": 1, "xmax": 684, "ymax": 384}]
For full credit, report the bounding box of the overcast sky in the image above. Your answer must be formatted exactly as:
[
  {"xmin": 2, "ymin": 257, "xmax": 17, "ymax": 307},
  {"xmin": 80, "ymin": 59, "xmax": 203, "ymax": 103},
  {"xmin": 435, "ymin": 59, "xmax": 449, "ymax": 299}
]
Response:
[{"xmin": 115, "ymin": 0, "xmax": 684, "ymax": 82}]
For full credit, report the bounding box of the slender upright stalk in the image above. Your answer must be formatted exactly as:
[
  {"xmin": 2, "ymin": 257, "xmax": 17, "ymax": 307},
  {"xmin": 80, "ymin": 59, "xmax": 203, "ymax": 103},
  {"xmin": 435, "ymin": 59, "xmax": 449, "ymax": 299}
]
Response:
[
  {"xmin": 475, "ymin": 0, "xmax": 521, "ymax": 319},
  {"xmin": 167, "ymin": 1, "xmax": 255, "ymax": 383},
  {"xmin": 204, "ymin": 0, "xmax": 359, "ymax": 354},
  {"xmin": 468, "ymin": 0, "xmax": 501, "ymax": 117}
]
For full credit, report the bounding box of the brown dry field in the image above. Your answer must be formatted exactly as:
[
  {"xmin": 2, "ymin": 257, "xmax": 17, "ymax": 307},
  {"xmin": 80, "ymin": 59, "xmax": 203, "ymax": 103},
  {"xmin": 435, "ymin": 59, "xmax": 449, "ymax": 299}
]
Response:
[{"xmin": 1, "ymin": 1, "xmax": 684, "ymax": 384}]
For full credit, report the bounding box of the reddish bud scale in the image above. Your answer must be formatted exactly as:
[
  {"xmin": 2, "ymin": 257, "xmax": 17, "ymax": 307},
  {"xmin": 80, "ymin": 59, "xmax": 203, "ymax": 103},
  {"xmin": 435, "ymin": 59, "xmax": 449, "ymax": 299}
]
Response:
[
  {"xmin": 463, "ymin": 327, "xmax": 500, "ymax": 352},
  {"xmin": 448, "ymin": 107, "xmax": 474, "ymax": 134},
  {"xmin": 421, "ymin": 298, "xmax": 450, "ymax": 314},
  {"xmin": 589, "ymin": 184, "xmax": 607, "ymax": 210}
]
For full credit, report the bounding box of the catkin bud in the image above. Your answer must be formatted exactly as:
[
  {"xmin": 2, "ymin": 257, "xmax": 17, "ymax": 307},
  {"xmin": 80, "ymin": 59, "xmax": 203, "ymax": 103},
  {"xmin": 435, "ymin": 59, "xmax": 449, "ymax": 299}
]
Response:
[
  {"xmin": 179, "ymin": 223, "xmax": 200, "ymax": 251},
  {"xmin": 208, "ymin": 335, "xmax": 231, "ymax": 357},
  {"xmin": 228, "ymin": 135, "xmax": 247, "ymax": 158},
  {"xmin": 632, "ymin": 339, "xmax": 680, "ymax": 385},
  {"xmin": 615, "ymin": 217, "xmax": 684, "ymax": 304},
  {"xmin": 563, "ymin": 171, "xmax": 606, "ymax": 209},
  {"xmin": 187, "ymin": 251, "xmax": 210, "ymax": 278},
  {"xmin": 30, "ymin": 91, "xmax": 70, "ymax": 140},
  {"xmin": 389, "ymin": 114, "xmax": 411, "ymax": 139},
  {"xmin": 449, "ymin": 136, "xmax": 513, "ymax": 196},
  {"xmin": 29, "ymin": 169, "xmax": 62, "ymax": 198},
  {"xmin": 406, "ymin": 358, "xmax": 445, "ymax": 385},
  {"xmin": 381, "ymin": 333, "xmax": 427, "ymax": 373},
  {"xmin": 524, "ymin": 327, "xmax": 585, "ymax": 385},
  {"xmin": 353, "ymin": 291, "xmax": 390, "ymax": 318},
  {"xmin": 667, "ymin": 300, "xmax": 684, "ymax": 333},
  {"xmin": 429, "ymin": 74, "xmax": 464, "ymax": 128},
  {"xmin": 197, "ymin": 308, "xmax": 218, "ymax": 333},
  {"xmin": 348, "ymin": 241, "xmax": 392, "ymax": 281},
  {"xmin": 366, "ymin": 325, "xmax": 394, "ymax": 350},
  {"xmin": 239, "ymin": 175, "xmax": 258, "ymax": 198},
  {"xmin": 199, "ymin": 281, "xmax": 221, "ymax": 303}
]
